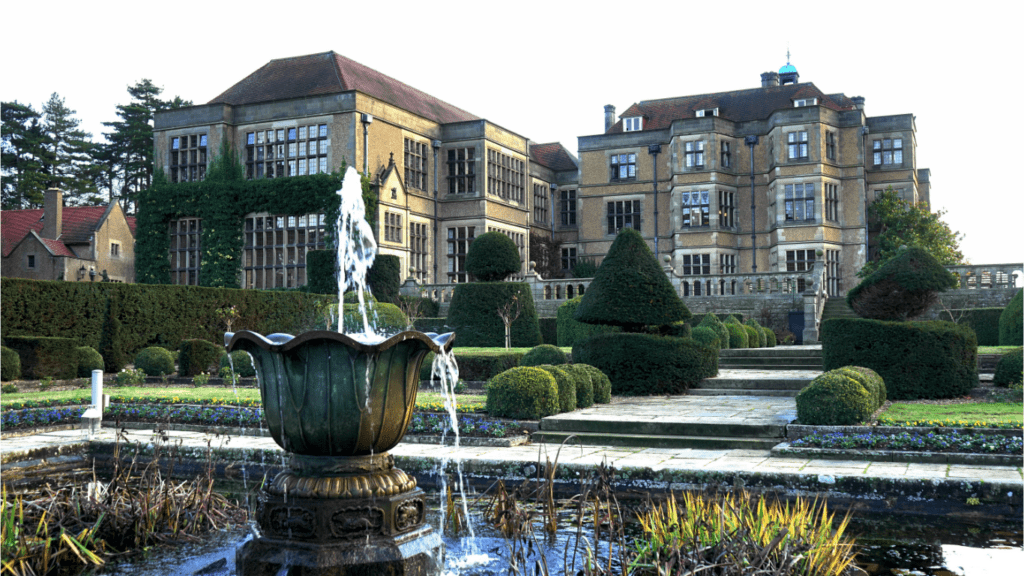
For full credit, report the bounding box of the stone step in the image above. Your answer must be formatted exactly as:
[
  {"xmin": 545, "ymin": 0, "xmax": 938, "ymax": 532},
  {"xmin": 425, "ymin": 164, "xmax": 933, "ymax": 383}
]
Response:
[
  {"xmin": 719, "ymin": 357, "xmax": 822, "ymax": 366},
  {"xmin": 719, "ymin": 348, "xmax": 822, "ymax": 358},
  {"xmin": 687, "ymin": 388, "xmax": 801, "ymax": 397},
  {"xmin": 530, "ymin": 431, "xmax": 781, "ymax": 450},
  {"xmin": 538, "ymin": 417, "xmax": 785, "ymax": 439},
  {"xmin": 692, "ymin": 378, "xmax": 808, "ymax": 390}
]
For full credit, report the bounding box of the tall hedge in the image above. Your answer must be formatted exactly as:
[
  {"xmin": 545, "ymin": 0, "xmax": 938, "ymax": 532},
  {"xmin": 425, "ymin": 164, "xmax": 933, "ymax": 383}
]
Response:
[
  {"xmin": 445, "ymin": 282, "xmax": 541, "ymax": 348},
  {"xmin": 305, "ymin": 250, "xmax": 337, "ymax": 295},
  {"xmin": 4, "ymin": 336, "xmax": 79, "ymax": 380},
  {"xmin": 1, "ymin": 278, "xmax": 326, "ymax": 363},
  {"xmin": 821, "ymin": 318, "xmax": 977, "ymax": 400},
  {"xmin": 367, "ymin": 254, "xmax": 402, "ymax": 304},
  {"xmin": 572, "ymin": 333, "xmax": 717, "ymax": 396},
  {"xmin": 938, "ymin": 308, "xmax": 1004, "ymax": 346},
  {"xmin": 999, "ymin": 289, "xmax": 1023, "ymax": 346},
  {"xmin": 574, "ymin": 228, "xmax": 689, "ymax": 330},
  {"xmin": 556, "ymin": 296, "xmax": 619, "ymax": 347}
]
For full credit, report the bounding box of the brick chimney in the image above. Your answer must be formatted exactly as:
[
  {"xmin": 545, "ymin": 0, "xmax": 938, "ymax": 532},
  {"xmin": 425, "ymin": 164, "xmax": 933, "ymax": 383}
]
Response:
[
  {"xmin": 42, "ymin": 188, "xmax": 63, "ymax": 239},
  {"xmin": 851, "ymin": 96, "xmax": 865, "ymax": 110},
  {"xmin": 604, "ymin": 105, "xmax": 616, "ymax": 132},
  {"xmin": 761, "ymin": 71, "xmax": 779, "ymax": 87}
]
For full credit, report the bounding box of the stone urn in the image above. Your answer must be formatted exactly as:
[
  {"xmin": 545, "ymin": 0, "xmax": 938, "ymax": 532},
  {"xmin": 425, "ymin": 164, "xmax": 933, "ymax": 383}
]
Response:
[{"xmin": 226, "ymin": 329, "xmax": 454, "ymax": 576}]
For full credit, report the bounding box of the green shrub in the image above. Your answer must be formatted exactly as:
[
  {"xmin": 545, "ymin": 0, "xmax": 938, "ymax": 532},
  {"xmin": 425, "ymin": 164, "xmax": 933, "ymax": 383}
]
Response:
[
  {"xmin": 993, "ymin": 347, "xmax": 1023, "ymax": 387},
  {"xmin": 343, "ymin": 291, "xmax": 378, "ymax": 304},
  {"xmin": 571, "ymin": 257, "xmax": 599, "ymax": 279},
  {"xmin": 75, "ymin": 346, "xmax": 104, "ymax": 377},
  {"xmin": 762, "ymin": 326, "xmax": 777, "ymax": 348},
  {"xmin": 745, "ymin": 320, "xmax": 767, "ymax": 347},
  {"xmin": 4, "ymin": 336, "xmax": 79, "ymax": 379},
  {"xmin": 697, "ymin": 314, "xmax": 730, "ymax": 350},
  {"xmin": 485, "ymin": 367, "xmax": 559, "ymax": 419},
  {"xmin": 115, "ymin": 367, "xmax": 145, "ymax": 386},
  {"xmin": 446, "ymin": 282, "xmax": 541, "ymax": 347},
  {"xmin": 520, "ymin": 344, "xmax": 568, "ymax": 367},
  {"xmin": 691, "ymin": 326, "xmax": 721, "ymax": 350},
  {"xmin": 574, "ymin": 228, "xmax": 690, "ymax": 330},
  {"xmin": 834, "ymin": 366, "xmax": 886, "ymax": 409},
  {"xmin": 821, "ymin": 318, "xmax": 977, "ymax": 400},
  {"xmin": 538, "ymin": 318, "xmax": 558, "ymax": 345},
  {"xmin": 1, "ymin": 346, "xmax": 21, "ymax": 381},
  {"xmin": 465, "ymin": 232, "xmax": 522, "ymax": 281},
  {"xmin": 725, "ymin": 323, "xmax": 748, "ymax": 348},
  {"xmin": 652, "ymin": 321, "xmax": 692, "ymax": 338},
  {"xmin": 577, "ymin": 364, "xmax": 612, "ymax": 403},
  {"xmin": 220, "ymin": 350, "xmax": 256, "ymax": 378},
  {"xmin": 98, "ymin": 291, "xmax": 127, "ymax": 373},
  {"xmin": 342, "ymin": 302, "xmax": 409, "ymax": 336},
  {"xmin": 999, "ymin": 289, "xmax": 1023, "ymax": 346},
  {"xmin": 420, "ymin": 349, "xmax": 525, "ymax": 382},
  {"xmin": 134, "ymin": 346, "xmax": 176, "ymax": 376},
  {"xmin": 556, "ymin": 296, "xmax": 619, "ymax": 347},
  {"xmin": 305, "ymin": 249, "xmax": 337, "ymax": 295},
  {"xmin": 939, "ymin": 308, "xmax": 1004, "ymax": 347},
  {"xmin": 561, "ymin": 364, "xmax": 595, "ymax": 408},
  {"xmin": 413, "ymin": 317, "xmax": 449, "ymax": 334},
  {"xmin": 796, "ymin": 370, "xmax": 875, "ymax": 425},
  {"xmin": 536, "ymin": 365, "xmax": 577, "ymax": 413},
  {"xmin": 573, "ymin": 333, "xmax": 717, "ymax": 396},
  {"xmin": 368, "ymin": 254, "xmax": 402, "ymax": 304},
  {"xmin": 847, "ymin": 247, "xmax": 957, "ymax": 321},
  {"xmin": 742, "ymin": 325, "xmax": 761, "ymax": 348},
  {"xmin": 2, "ymin": 383, "xmax": 17, "ymax": 393},
  {"xmin": 399, "ymin": 296, "xmax": 440, "ymax": 318},
  {"xmin": 178, "ymin": 339, "xmax": 222, "ymax": 377}
]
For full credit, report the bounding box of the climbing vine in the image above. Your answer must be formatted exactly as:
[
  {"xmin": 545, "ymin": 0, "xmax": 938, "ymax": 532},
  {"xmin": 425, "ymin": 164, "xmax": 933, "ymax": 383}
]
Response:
[{"xmin": 136, "ymin": 142, "xmax": 377, "ymax": 287}]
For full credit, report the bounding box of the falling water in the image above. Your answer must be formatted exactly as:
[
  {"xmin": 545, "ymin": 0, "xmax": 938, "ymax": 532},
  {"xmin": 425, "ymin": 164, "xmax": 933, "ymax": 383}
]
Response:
[{"xmin": 335, "ymin": 166, "xmax": 378, "ymax": 340}]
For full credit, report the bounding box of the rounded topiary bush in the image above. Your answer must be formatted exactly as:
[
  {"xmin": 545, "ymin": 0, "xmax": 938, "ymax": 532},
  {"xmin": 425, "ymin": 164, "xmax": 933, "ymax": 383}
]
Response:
[
  {"xmin": 1, "ymin": 346, "xmax": 21, "ymax": 381},
  {"xmin": 576, "ymin": 364, "xmax": 612, "ymax": 404},
  {"xmin": 993, "ymin": 347, "xmax": 1023, "ymax": 387},
  {"xmin": 220, "ymin": 350, "xmax": 256, "ymax": 378},
  {"xmin": 762, "ymin": 326, "xmax": 777, "ymax": 348},
  {"xmin": 573, "ymin": 333, "xmax": 717, "ymax": 396},
  {"xmin": 520, "ymin": 344, "xmax": 568, "ymax": 367},
  {"xmin": 745, "ymin": 320, "xmax": 768, "ymax": 347},
  {"xmin": 536, "ymin": 365, "xmax": 577, "ymax": 413},
  {"xmin": 561, "ymin": 364, "xmax": 595, "ymax": 408},
  {"xmin": 796, "ymin": 370, "xmax": 875, "ymax": 425},
  {"xmin": 465, "ymin": 231, "xmax": 522, "ymax": 281},
  {"xmin": 725, "ymin": 323, "xmax": 748, "ymax": 348},
  {"xmin": 691, "ymin": 326, "xmax": 721, "ymax": 350},
  {"xmin": 834, "ymin": 366, "xmax": 886, "ymax": 409},
  {"xmin": 134, "ymin": 346, "xmax": 176, "ymax": 377},
  {"xmin": 999, "ymin": 289, "xmax": 1023, "ymax": 346},
  {"xmin": 178, "ymin": 339, "xmax": 222, "ymax": 377},
  {"xmin": 76, "ymin": 346, "xmax": 105, "ymax": 378},
  {"xmin": 342, "ymin": 302, "xmax": 409, "ymax": 336},
  {"xmin": 485, "ymin": 367, "xmax": 559, "ymax": 419},
  {"xmin": 742, "ymin": 325, "xmax": 761, "ymax": 348},
  {"xmin": 698, "ymin": 314, "xmax": 730, "ymax": 350}
]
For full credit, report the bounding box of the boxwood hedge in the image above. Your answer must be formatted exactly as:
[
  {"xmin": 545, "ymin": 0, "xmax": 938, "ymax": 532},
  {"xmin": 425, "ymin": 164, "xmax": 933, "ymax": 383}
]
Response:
[
  {"xmin": 446, "ymin": 282, "xmax": 541, "ymax": 348},
  {"xmin": 821, "ymin": 318, "xmax": 977, "ymax": 400},
  {"xmin": 572, "ymin": 333, "xmax": 717, "ymax": 396},
  {"xmin": 485, "ymin": 367, "xmax": 559, "ymax": 420},
  {"xmin": 938, "ymin": 308, "xmax": 1003, "ymax": 346},
  {"xmin": 796, "ymin": 370, "xmax": 876, "ymax": 425}
]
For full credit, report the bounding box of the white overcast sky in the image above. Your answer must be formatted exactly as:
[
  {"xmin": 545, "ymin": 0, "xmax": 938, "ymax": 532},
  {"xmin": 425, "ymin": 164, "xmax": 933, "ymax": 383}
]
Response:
[{"xmin": 4, "ymin": 0, "xmax": 1022, "ymax": 267}]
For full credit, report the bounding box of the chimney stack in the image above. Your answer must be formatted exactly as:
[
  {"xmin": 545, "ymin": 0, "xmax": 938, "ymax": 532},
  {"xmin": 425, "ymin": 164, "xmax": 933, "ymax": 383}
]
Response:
[
  {"xmin": 42, "ymin": 188, "xmax": 63, "ymax": 239},
  {"xmin": 760, "ymin": 71, "xmax": 779, "ymax": 87},
  {"xmin": 851, "ymin": 96, "xmax": 865, "ymax": 111},
  {"xmin": 604, "ymin": 105, "xmax": 616, "ymax": 132}
]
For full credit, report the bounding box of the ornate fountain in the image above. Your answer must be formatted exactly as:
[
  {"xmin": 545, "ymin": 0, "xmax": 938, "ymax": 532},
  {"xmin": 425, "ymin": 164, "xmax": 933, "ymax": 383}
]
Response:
[{"xmin": 227, "ymin": 328, "xmax": 454, "ymax": 575}]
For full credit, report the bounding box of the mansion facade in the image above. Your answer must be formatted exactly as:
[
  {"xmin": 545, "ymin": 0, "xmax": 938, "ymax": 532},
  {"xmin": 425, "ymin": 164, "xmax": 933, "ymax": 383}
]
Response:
[{"xmin": 153, "ymin": 53, "xmax": 928, "ymax": 295}]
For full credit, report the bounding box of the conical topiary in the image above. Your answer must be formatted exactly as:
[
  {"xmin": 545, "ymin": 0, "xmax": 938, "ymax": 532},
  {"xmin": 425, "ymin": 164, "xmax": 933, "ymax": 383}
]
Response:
[
  {"xmin": 574, "ymin": 229, "xmax": 689, "ymax": 331},
  {"xmin": 999, "ymin": 289, "xmax": 1022, "ymax": 346},
  {"xmin": 847, "ymin": 246, "xmax": 958, "ymax": 321}
]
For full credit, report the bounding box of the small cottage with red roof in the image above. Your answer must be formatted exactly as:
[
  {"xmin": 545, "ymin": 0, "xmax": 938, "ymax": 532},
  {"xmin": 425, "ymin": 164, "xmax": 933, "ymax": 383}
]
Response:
[{"xmin": 1, "ymin": 189, "xmax": 136, "ymax": 283}]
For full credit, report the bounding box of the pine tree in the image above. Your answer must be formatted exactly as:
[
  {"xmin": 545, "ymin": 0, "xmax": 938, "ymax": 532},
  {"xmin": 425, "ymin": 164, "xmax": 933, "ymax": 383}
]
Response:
[
  {"xmin": 41, "ymin": 93, "xmax": 98, "ymax": 205},
  {"xmin": 1, "ymin": 101, "xmax": 49, "ymax": 208}
]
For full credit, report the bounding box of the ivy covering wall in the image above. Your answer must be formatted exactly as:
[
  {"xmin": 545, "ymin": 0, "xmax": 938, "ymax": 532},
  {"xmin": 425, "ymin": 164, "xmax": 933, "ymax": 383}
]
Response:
[{"xmin": 136, "ymin": 144, "xmax": 378, "ymax": 287}]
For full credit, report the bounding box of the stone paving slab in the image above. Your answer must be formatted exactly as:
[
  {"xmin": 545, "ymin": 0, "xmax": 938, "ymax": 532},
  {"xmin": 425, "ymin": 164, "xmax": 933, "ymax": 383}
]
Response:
[{"xmin": 545, "ymin": 395, "xmax": 797, "ymax": 427}]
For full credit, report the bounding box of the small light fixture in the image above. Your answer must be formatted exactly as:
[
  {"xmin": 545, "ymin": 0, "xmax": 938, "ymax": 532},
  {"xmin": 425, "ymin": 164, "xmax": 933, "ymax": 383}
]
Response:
[{"xmin": 78, "ymin": 265, "xmax": 87, "ymax": 280}]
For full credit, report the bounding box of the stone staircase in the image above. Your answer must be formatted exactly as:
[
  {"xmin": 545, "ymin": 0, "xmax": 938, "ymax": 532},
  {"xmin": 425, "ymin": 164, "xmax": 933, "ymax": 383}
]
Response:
[
  {"xmin": 821, "ymin": 297, "xmax": 857, "ymax": 323},
  {"xmin": 689, "ymin": 347, "xmax": 823, "ymax": 397},
  {"xmin": 716, "ymin": 347, "xmax": 823, "ymax": 371}
]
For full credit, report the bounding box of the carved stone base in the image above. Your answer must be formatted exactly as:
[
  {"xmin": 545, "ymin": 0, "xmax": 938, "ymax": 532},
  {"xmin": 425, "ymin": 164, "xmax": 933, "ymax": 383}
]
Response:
[{"xmin": 237, "ymin": 488, "xmax": 442, "ymax": 575}]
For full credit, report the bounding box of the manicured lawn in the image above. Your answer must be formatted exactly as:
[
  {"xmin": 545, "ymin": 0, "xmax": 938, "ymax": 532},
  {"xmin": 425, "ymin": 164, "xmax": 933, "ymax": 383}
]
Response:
[
  {"xmin": 876, "ymin": 401, "xmax": 1023, "ymax": 428},
  {"xmin": 979, "ymin": 346, "xmax": 1021, "ymax": 355}
]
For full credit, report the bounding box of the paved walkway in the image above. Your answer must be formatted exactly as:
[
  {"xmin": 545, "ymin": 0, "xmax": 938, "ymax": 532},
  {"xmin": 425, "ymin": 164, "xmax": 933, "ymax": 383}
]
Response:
[{"xmin": 545, "ymin": 394, "xmax": 796, "ymax": 426}]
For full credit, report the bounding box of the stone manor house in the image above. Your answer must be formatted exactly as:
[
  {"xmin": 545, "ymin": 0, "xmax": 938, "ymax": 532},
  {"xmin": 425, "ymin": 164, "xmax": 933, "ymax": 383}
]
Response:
[{"xmin": 153, "ymin": 51, "xmax": 930, "ymax": 296}]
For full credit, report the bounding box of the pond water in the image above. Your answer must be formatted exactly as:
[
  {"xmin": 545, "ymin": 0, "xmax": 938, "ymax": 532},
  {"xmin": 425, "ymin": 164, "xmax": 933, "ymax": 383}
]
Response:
[{"xmin": 95, "ymin": 499, "xmax": 1022, "ymax": 576}]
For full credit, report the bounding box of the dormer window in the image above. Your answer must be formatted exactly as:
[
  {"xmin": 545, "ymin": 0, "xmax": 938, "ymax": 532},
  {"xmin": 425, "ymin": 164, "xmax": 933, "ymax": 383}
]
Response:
[
  {"xmin": 695, "ymin": 108, "xmax": 719, "ymax": 118},
  {"xmin": 793, "ymin": 98, "xmax": 818, "ymax": 107},
  {"xmin": 623, "ymin": 117, "xmax": 643, "ymax": 132}
]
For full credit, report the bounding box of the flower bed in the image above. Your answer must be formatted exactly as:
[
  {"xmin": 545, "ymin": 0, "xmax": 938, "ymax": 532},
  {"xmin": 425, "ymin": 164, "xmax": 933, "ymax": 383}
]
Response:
[
  {"xmin": 1, "ymin": 407, "xmax": 86, "ymax": 428},
  {"xmin": 875, "ymin": 417, "xmax": 1022, "ymax": 429},
  {"xmin": 790, "ymin": 430, "xmax": 1022, "ymax": 455}
]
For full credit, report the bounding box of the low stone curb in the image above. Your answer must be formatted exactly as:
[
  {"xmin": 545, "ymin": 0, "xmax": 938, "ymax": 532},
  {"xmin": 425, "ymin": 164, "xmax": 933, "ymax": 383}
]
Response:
[
  {"xmin": 771, "ymin": 442, "xmax": 1023, "ymax": 466},
  {"xmin": 787, "ymin": 424, "xmax": 1023, "ymax": 440},
  {"xmin": 102, "ymin": 421, "xmax": 273, "ymax": 437},
  {"xmin": 1, "ymin": 424, "xmax": 80, "ymax": 439},
  {"xmin": 398, "ymin": 435, "xmax": 530, "ymax": 447}
]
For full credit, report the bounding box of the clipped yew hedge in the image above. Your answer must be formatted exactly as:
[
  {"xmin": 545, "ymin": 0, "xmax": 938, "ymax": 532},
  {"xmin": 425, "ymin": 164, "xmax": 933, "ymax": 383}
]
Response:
[
  {"xmin": 821, "ymin": 318, "xmax": 977, "ymax": 400},
  {"xmin": 572, "ymin": 333, "xmax": 718, "ymax": 396},
  {"xmin": 4, "ymin": 336, "xmax": 79, "ymax": 380},
  {"xmin": 419, "ymin": 349, "xmax": 525, "ymax": 382},
  {"xmin": 446, "ymin": 282, "xmax": 541, "ymax": 348},
  {"xmin": 999, "ymin": 289, "xmax": 1023, "ymax": 346},
  {"xmin": 556, "ymin": 296, "xmax": 619, "ymax": 347},
  {"xmin": 938, "ymin": 308, "xmax": 1003, "ymax": 346},
  {"xmin": 1, "ymin": 278, "xmax": 325, "ymax": 364}
]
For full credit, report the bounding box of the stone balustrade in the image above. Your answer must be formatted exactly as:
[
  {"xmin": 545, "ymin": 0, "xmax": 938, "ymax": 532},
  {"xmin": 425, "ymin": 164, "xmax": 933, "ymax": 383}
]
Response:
[{"xmin": 945, "ymin": 263, "xmax": 1022, "ymax": 290}]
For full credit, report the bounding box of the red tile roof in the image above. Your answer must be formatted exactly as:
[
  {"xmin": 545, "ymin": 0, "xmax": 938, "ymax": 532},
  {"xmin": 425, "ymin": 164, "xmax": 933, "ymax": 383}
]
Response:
[
  {"xmin": 210, "ymin": 52, "xmax": 480, "ymax": 125},
  {"xmin": 530, "ymin": 143, "xmax": 578, "ymax": 172},
  {"xmin": 609, "ymin": 83, "xmax": 856, "ymax": 133},
  {"xmin": 1, "ymin": 205, "xmax": 112, "ymax": 257},
  {"xmin": 38, "ymin": 235, "xmax": 76, "ymax": 257}
]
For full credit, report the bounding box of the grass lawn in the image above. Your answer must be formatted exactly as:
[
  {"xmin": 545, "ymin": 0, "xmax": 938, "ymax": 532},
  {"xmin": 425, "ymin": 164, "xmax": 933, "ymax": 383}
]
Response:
[
  {"xmin": 877, "ymin": 401, "xmax": 1023, "ymax": 428},
  {"xmin": 979, "ymin": 346, "xmax": 1021, "ymax": 355},
  {"xmin": 1, "ymin": 387, "xmax": 486, "ymax": 412}
]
